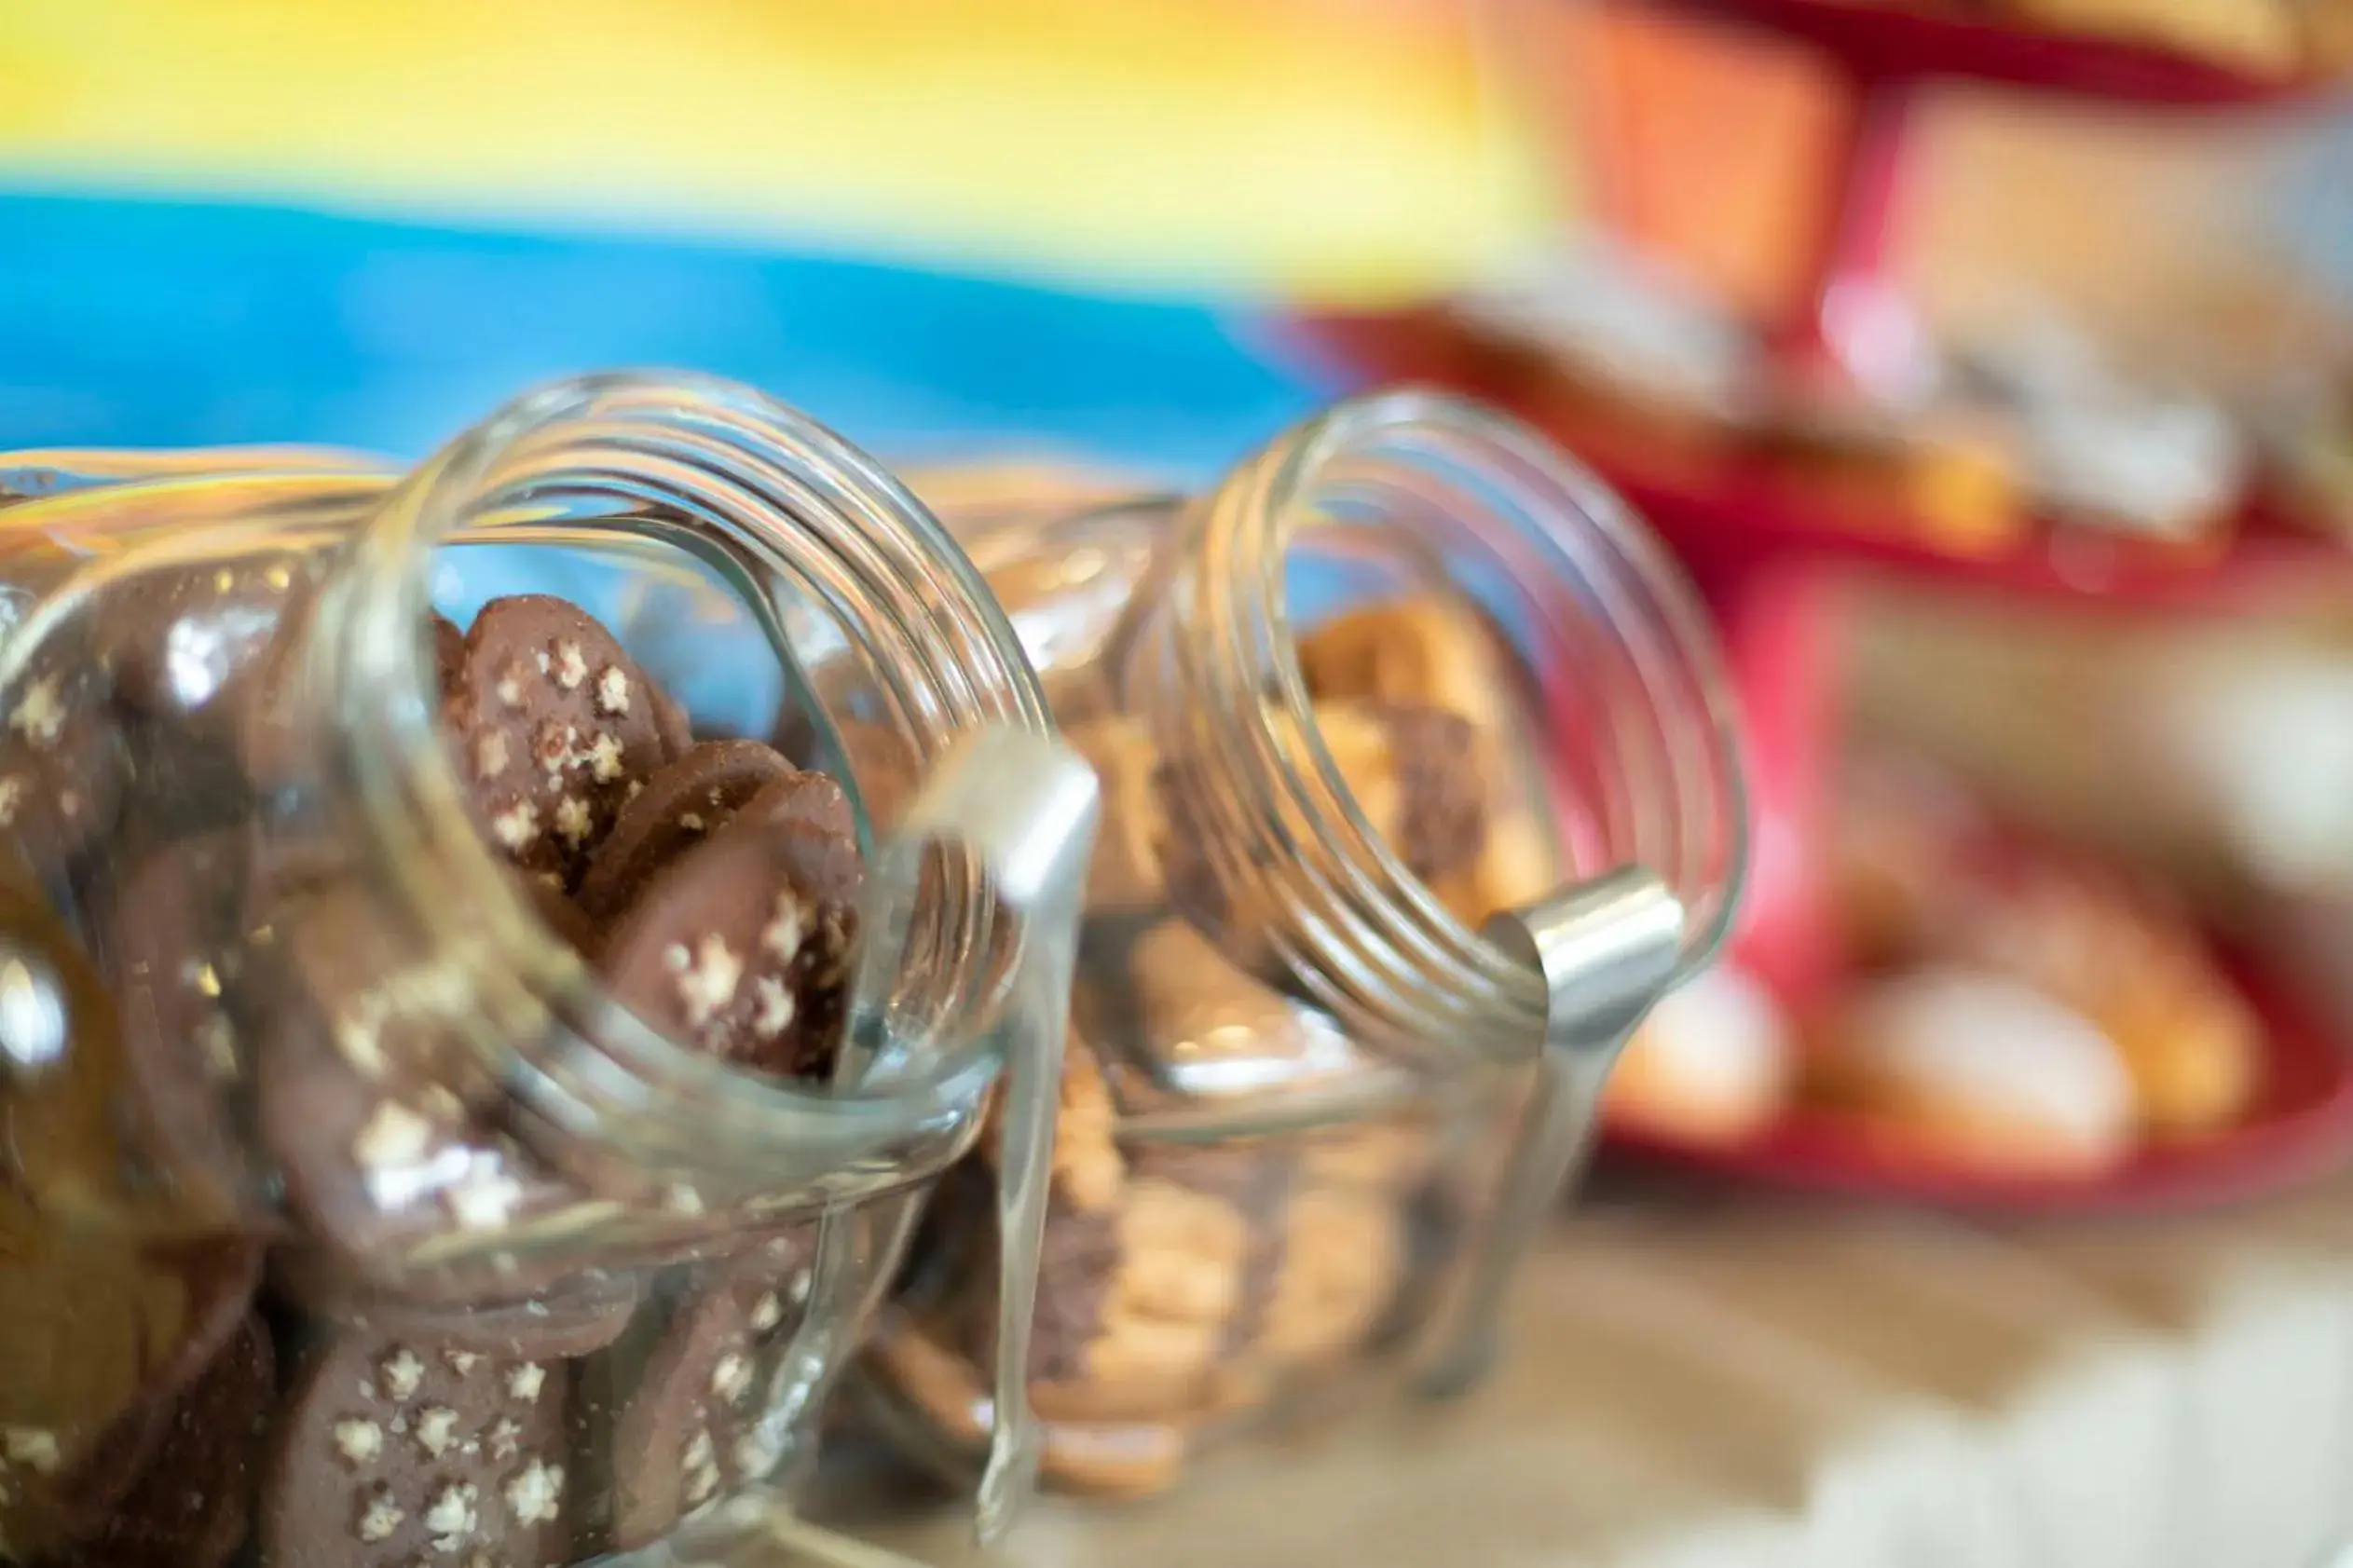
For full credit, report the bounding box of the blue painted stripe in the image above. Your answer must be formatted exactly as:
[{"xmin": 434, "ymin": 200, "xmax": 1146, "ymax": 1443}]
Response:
[{"xmin": 0, "ymin": 193, "xmax": 1324, "ymax": 476}]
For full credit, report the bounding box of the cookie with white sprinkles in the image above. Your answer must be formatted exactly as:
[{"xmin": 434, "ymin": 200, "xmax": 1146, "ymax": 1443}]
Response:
[
  {"xmin": 599, "ymin": 1252, "xmax": 814, "ymax": 1553},
  {"xmin": 572, "ymin": 740, "xmax": 797, "ymax": 922},
  {"xmin": 440, "ymin": 594, "xmax": 669, "ymax": 890},
  {"xmin": 0, "ymin": 649, "xmax": 122, "ymax": 878},
  {"xmin": 597, "ymin": 815, "xmax": 862, "ymax": 1081},
  {"xmin": 261, "ymin": 1327, "xmax": 573, "ymax": 1568},
  {"xmin": 55, "ymin": 1314, "xmax": 275, "ymax": 1568},
  {"xmin": 108, "ymin": 833, "xmax": 265, "ymax": 1225},
  {"xmin": 101, "ymin": 552, "xmax": 315, "ymax": 730}
]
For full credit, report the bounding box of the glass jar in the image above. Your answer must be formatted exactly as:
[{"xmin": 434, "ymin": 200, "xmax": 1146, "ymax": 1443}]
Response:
[
  {"xmin": 0, "ymin": 374, "xmax": 1095, "ymax": 1566},
  {"xmin": 861, "ymin": 390, "xmax": 1747, "ymax": 1497}
]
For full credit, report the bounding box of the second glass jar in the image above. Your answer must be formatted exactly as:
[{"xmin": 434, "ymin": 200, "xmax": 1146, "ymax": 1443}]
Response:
[{"xmin": 862, "ymin": 390, "xmax": 1748, "ymax": 1497}]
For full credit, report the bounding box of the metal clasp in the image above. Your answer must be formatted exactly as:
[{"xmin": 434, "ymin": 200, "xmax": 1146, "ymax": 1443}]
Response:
[{"xmin": 1421, "ymin": 866, "xmax": 1684, "ymax": 1396}]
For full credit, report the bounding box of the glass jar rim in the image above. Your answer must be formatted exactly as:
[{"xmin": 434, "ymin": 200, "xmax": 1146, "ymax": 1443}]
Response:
[
  {"xmin": 1205, "ymin": 387, "xmax": 1748, "ymax": 1059},
  {"xmin": 332, "ymin": 372, "xmax": 1053, "ymax": 1171}
]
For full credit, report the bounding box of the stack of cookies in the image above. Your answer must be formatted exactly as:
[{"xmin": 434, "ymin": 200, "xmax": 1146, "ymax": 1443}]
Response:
[
  {"xmin": 0, "ymin": 585, "xmax": 872, "ymax": 1567},
  {"xmin": 872, "ymin": 590, "xmax": 1560, "ymax": 1496}
]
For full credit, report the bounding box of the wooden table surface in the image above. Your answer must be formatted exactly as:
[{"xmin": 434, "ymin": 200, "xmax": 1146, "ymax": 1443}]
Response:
[{"xmin": 786, "ymin": 1172, "xmax": 2353, "ymax": 1568}]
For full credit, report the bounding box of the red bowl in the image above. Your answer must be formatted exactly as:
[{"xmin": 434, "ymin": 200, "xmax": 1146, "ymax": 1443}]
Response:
[
  {"xmin": 1282, "ymin": 309, "xmax": 2352, "ymax": 611},
  {"xmin": 1603, "ymin": 952, "xmax": 2353, "ymax": 1212},
  {"xmin": 1593, "ymin": 563, "xmax": 2353, "ymax": 1210},
  {"xmin": 1663, "ymin": 0, "xmax": 2333, "ymax": 105}
]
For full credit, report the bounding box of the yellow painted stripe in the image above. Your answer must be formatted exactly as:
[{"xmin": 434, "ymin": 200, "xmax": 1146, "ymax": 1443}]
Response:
[{"xmin": 0, "ymin": 0, "xmax": 1563, "ymax": 302}]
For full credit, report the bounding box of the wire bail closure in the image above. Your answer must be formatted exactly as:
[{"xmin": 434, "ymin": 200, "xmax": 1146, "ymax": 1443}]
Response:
[
  {"xmin": 1421, "ymin": 866, "xmax": 1686, "ymax": 1396},
  {"xmin": 780, "ymin": 727, "xmax": 1099, "ymax": 1548}
]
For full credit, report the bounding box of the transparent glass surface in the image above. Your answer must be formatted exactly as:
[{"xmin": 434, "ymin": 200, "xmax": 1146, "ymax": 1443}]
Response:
[
  {"xmin": 861, "ymin": 392, "xmax": 1747, "ymax": 1499},
  {"xmin": 0, "ymin": 375, "xmax": 1087, "ymax": 1567}
]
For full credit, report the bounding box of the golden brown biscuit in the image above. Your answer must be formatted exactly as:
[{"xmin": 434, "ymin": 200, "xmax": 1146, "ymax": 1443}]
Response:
[
  {"xmin": 1297, "ymin": 595, "xmax": 1512, "ymax": 737},
  {"xmin": 1809, "ymin": 969, "xmax": 2138, "ymax": 1177},
  {"xmin": 1960, "ymin": 872, "xmax": 2259, "ymax": 1140},
  {"xmin": 1309, "ymin": 700, "xmax": 1489, "ymax": 883},
  {"xmin": 1252, "ymin": 1185, "xmax": 1407, "ymax": 1370},
  {"xmin": 1604, "ymin": 964, "xmax": 1795, "ymax": 1146},
  {"xmin": 1125, "ymin": 920, "xmax": 1363, "ymax": 1093}
]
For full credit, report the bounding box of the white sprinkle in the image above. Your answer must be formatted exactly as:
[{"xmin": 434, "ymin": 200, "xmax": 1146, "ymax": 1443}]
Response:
[
  {"xmin": 388, "ymin": 1414, "xmax": 408, "ymax": 1436},
  {"xmin": 553, "ymin": 796, "xmax": 594, "ymax": 846},
  {"xmin": 663, "ymin": 1182, "xmax": 705, "ymax": 1218},
  {"xmin": 677, "ymin": 812, "xmax": 705, "ymax": 832},
  {"xmin": 423, "ymin": 1480, "xmax": 478, "ymax": 1544},
  {"xmin": 624, "ymin": 778, "xmax": 644, "ymax": 800},
  {"xmin": 9, "ymin": 675, "xmax": 65, "ymax": 748},
  {"xmin": 334, "ymin": 996, "xmax": 387, "ymax": 1076},
  {"xmin": 760, "ymin": 893, "xmax": 804, "ymax": 962},
  {"xmin": 414, "ymin": 1406, "xmax": 459, "ymax": 1458},
  {"xmin": 787, "ymin": 1271, "xmax": 812, "ymax": 1307},
  {"xmin": 555, "ymin": 642, "xmax": 588, "ymax": 690},
  {"xmin": 587, "ymin": 732, "xmax": 625, "ymax": 784},
  {"xmin": 357, "ymin": 1491, "xmax": 404, "ymax": 1542},
  {"xmin": 675, "ymin": 935, "xmax": 744, "ymax": 1030},
  {"xmin": 379, "ymin": 1347, "xmax": 426, "ymax": 1402},
  {"xmin": 750, "ymin": 1293, "xmax": 783, "ymax": 1332},
  {"xmin": 2, "ymin": 1429, "xmax": 59, "ymax": 1475},
  {"xmin": 506, "ymin": 1363, "xmax": 546, "ymax": 1403},
  {"xmin": 750, "ymin": 976, "xmax": 794, "ymax": 1040},
  {"xmin": 496, "ymin": 672, "xmax": 526, "ymax": 709},
  {"xmin": 486, "ymin": 1417, "xmax": 520, "ymax": 1461},
  {"xmin": 710, "ymin": 1353, "xmax": 752, "ymax": 1405},
  {"xmin": 505, "ymin": 1458, "xmax": 565, "ymax": 1526},
  {"xmin": 198, "ymin": 1016, "xmax": 239, "ymax": 1080},
  {"xmin": 0, "ymin": 776, "xmax": 21, "ymax": 826},
  {"xmin": 332, "ymin": 1418, "xmax": 383, "ymax": 1466},
  {"xmin": 535, "ymin": 651, "xmax": 551, "ymax": 675},
  {"xmin": 536, "ymin": 721, "xmax": 579, "ymax": 776},
  {"xmin": 733, "ymin": 1433, "xmax": 773, "ymax": 1481},
  {"xmin": 445, "ymin": 1350, "xmax": 479, "ymax": 1376},
  {"xmin": 476, "ymin": 731, "xmax": 509, "ymax": 779},
  {"xmin": 445, "ymin": 1161, "xmax": 526, "ymax": 1231},
  {"xmin": 595, "ymin": 665, "xmax": 630, "ymax": 715},
  {"xmin": 683, "ymin": 1428, "xmax": 718, "ymax": 1505},
  {"xmin": 491, "ymin": 801, "xmax": 540, "ymax": 850},
  {"xmin": 352, "ymin": 1102, "xmax": 434, "ymax": 1172}
]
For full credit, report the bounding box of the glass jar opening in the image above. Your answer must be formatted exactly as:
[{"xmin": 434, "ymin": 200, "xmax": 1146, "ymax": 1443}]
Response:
[
  {"xmin": 324, "ymin": 373, "xmax": 1054, "ymax": 1194},
  {"xmin": 1169, "ymin": 389, "xmax": 1746, "ymax": 1071}
]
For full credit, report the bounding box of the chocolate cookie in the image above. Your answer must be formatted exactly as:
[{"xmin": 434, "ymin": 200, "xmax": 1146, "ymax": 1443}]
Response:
[
  {"xmin": 101, "ymin": 553, "xmax": 314, "ymax": 729},
  {"xmin": 573, "ymin": 741, "xmax": 796, "ymax": 922},
  {"xmin": 1313, "ymin": 700, "xmax": 1487, "ymax": 882},
  {"xmin": 268, "ymin": 1251, "xmax": 641, "ymax": 1361},
  {"xmin": 261, "ymin": 1327, "xmax": 573, "ymax": 1568},
  {"xmin": 647, "ymin": 677, "xmax": 695, "ymax": 761},
  {"xmin": 256, "ymin": 891, "xmax": 580, "ymax": 1289},
  {"xmin": 514, "ymin": 871, "xmax": 596, "ymax": 957},
  {"xmin": 597, "ymin": 816, "xmax": 861, "ymax": 1080},
  {"xmin": 439, "ymin": 595, "xmax": 669, "ymax": 889},
  {"xmin": 56, "ymin": 1314, "xmax": 275, "ymax": 1568},
  {"xmin": 108, "ymin": 834, "xmax": 264, "ymax": 1225},
  {"xmin": 0, "ymin": 650, "xmax": 123, "ymax": 879},
  {"xmin": 0, "ymin": 1196, "xmax": 260, "ymax": 1559},
  {"xmin": 431, "ymin": 612, "xmax": 465, "ymax": 695},
  {"xmin": 599, "ymin": 1250, "xmax": 814, "ymax": 1553}
]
